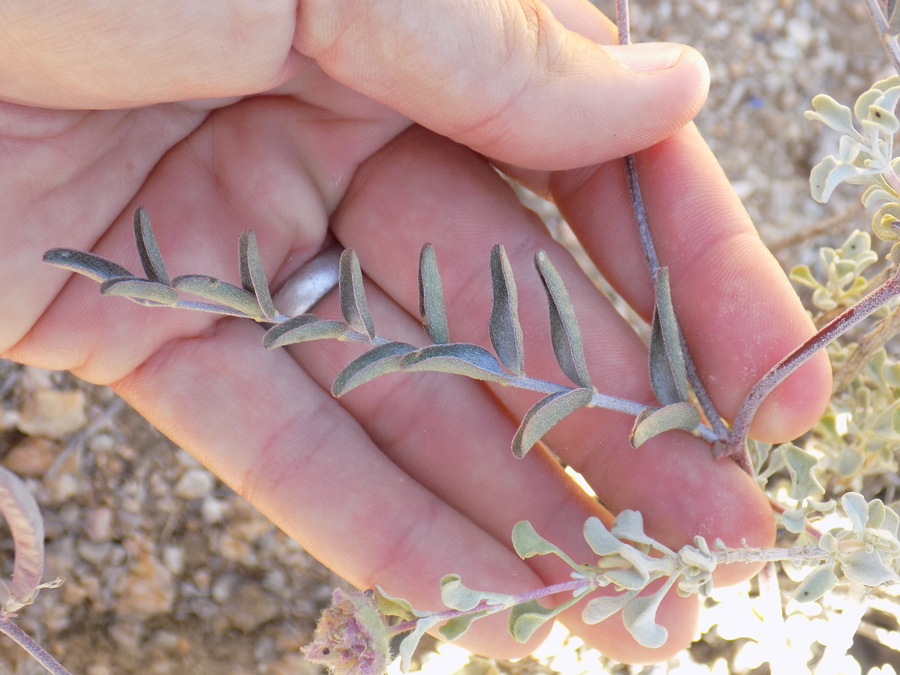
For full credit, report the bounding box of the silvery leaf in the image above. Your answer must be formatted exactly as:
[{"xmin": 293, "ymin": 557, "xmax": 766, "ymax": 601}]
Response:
[
  {"xmin": 809, "ymin": 156, "xmax": 871, "ymax": 203},
  {"xmin": 511, "ymin": 388, "xmax": 593, "ymax": 459},
  {"xmin": 629, "ymin": 402, "xmax": 700, "ymax": 448},
  {"xmin": 438, "ymin": 611, "xmax": 488, "ymax": 642},
  {"xmin": 133, "ymin": 207, "xmax": 171, "ymax": 285},
  {"xmin": 173, "ymin": 275, "xmax": 263, "ymax": 319},
  {"xmin": 842, "ymin": 549, "xmax": 900, "ymax": 586},
  {"xmin": 338, "ymin": 249, "xmax": 375, "ymax": 339},
  {"xmin": 399, "ymin": 343, "xmax": 506, "ymax": 383},
  {"xmin": 649, "ymin": 267, "xmax": 689, "ymax": 404},
  {"xmin": 842, "ymin": 492, "xmax": 869, "ymax": 537},
  {"xmin": 42, "ymin": 248, "xmax": 133, "ymax": 282},
  {"xmin": 510, "ymin": 520, "xmax": 581, "ymax": 570},
  {"xmin": 262, "ymin": 314, "xmax": 349, "ymax": 350},
  {"xmin": 418, "ymin": 244, "xmax": 449, "ymax": 344},
  {"xmin": 534, "ymin": 250, "xmax": 592, "ymax": 389},
  {"xmin": 805, "ymin": 95, "xmax": 858, "ymax": 137},
  {"xmin": 621, "ymin": 581, "xmax": 674, "ymax": 649},
  {"xmin": 238, "ymin": 230, "xmax": 277, "ymax": 320},
  {"xmin": 582, "ymin": 590, "xmax": 639, "ymax": 624},
  {"xmin": 439, "ymin": 574, "xmax": 515, "ymax": 611},
  {"xmin": 489, "ymin": 244, "xmax": 525, "ymax": 375},
  {"xmin": 793, "ymin": 565, "xmax": 839, "ymax": 603},
  {"xmin": 331, "ymin": 342, "xmax": 416, "ymax": 396},
  {"xmin": 784, "ymin": 444, "xmax": 824, "ymax": 501},
  {"xmin": 508, "ymin": 592, "xmax": 587, "ymax": 643},
  {"xmin": 100, "ymin": 278, "xmax": 178, "ymax": 306}
]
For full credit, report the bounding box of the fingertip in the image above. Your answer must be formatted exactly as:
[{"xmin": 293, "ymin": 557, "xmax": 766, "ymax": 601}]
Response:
[{"xmin": 750, "ymin": 348, "xmax": 833, "ymax": 444}]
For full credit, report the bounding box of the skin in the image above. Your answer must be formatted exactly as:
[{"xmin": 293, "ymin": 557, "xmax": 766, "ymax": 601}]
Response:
[{"xmin": 0, "ymin": 0, "xmax": 831, "ymax": 665}]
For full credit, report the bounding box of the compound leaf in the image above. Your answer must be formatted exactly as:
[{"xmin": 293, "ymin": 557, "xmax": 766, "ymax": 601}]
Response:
[
  {"xmin": 399, "ymin": 343, "xmax": 506, "ymax": 383},
  {"xmin": 338, "ymin": 249, "xmax": 375, "ymax": 339},
  {"xmin": 511, "ymin": 388, "xmax": 593, "ymax": 459},
  {"xmin": 133, "ymin": 207, "xmax": 171, "ymax": 285},
  {"xmin": 418, "ymin": 244, "xmax": 449, "ymax": 344},
  {"xmin": 42, "ymin": 248, "xmax": 133, "ymax": 282},
  {"xmin": 332, "ymin": 342, "xmax": 416, "ymax": 396},
  {"xmin": 263, "ymin": 314, "xmax": 350, "ymax": 350},
  {"xmin": 173, "ymin": 274, "xmax": 263, "ymax": 319},
  {"xmin": 534, "ymin": 250, "xmax": 592, "ymax": 389},
  {"xmin": 100, "ymin": 277, "xmax": 178, "ymax": 306},
  {"xmin": 238, "ymin": 230, "xmax": 277, "ymax": 320},
  {"xmin": 629, "ymin": 402, "xmax": 700, "ymax": 448},
  {"xmin": 489, "ymin": 244, "xmax": 525, "ymax": 375}
]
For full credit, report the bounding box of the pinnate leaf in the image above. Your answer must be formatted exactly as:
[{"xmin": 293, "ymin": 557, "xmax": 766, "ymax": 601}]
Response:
[
  {"xmin": 489, "ymin": 244, "xmax": 525, "ymax": 375},
  {"xmin": 133, "ymin": 207, "xmax": 171, "ymax": 285},
  {"xmin": 100, "ymin": 278, "xmax": 179, "ymax": 306},
  {"xmin": 399, "ymin": 343, "xmax": 506, "ymax": 382},
  {"xmin": 239, "ymin": 230, "xmax": 277, "ymax": 320},
  {"xmin": 339, "ymin": 249, "xmax": 375, "ymax": 339},
  {"xmin": 173, "ymin": 275, "xmax": 263, "ymax": 319},
  {"xmin": 43, "ymin": 248, "xmax": 133, "ymax": 282},
  {"xmin": 263, "ymin": 314, "xmax": 350, "ymax": 350},
  {"xmin": 418, "ymin": 244, "xmax": 449, "ymax": 344},
  {"xmin": 629, "ymin": 402, "xmax": 700, "ymax": 448},
  {"xmin": 332, "ymin": 342, "xmax": 416, "ymax": 396},
  {"xmin": 534, "ymin": 250, "xmax": 592, "ymax": 389},
  {"xmin": 511, "ymin": 388, "xmax": 593, "ymax": 458}
]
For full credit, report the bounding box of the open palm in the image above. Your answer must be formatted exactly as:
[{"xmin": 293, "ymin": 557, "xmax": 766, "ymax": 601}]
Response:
[{"xmin": 0, "ymin": 0, "xmax": 830, "ymax": 663}]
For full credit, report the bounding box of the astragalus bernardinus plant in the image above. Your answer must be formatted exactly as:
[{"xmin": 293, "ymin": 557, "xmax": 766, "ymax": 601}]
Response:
[{"xmin": 27, "ymin": 1, "xmax": 900, "ymax": 673}]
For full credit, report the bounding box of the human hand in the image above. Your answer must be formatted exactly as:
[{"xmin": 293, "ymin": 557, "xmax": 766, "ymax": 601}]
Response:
[{"xmin": 0, "ymin": 0, "xmax": 830, "ymax": 664}]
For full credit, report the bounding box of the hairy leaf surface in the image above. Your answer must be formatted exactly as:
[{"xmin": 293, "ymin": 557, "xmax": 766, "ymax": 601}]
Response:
[
  {"xmin": 489, "ymin": 244, "xmax": 525, "ymax": 375},
  {"xmin": 418, "ymin": 244, "xmax": 449, "ymax": 344}
]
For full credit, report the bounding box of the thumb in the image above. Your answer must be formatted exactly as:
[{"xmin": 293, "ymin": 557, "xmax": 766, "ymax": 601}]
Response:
[{"xmin": 296, "ymin": 0, "xmax": 709, "ymax": 170}]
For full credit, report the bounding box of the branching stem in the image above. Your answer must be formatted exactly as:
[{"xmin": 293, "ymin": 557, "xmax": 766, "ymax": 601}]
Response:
[{"xmin": 726, "ymin": 265, "xmax": 900, "ymax": 459}]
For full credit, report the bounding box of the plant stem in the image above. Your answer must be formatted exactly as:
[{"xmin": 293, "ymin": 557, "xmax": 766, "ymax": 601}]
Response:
[
  {"xmin": 0, "ymin": 616, "xmax": 73, "ymax": 675},
  {"xmin": 615, "ymin": 1, "xmax": 729, "ymax": 443},
  {"xmin": 725, "ymin": 265, "xmax": 900, "ymax": 459},
  {"xmin": 864, "ymin": 0, "xmax": 900, "ymax": 75},
  {"xmin": 387, "ymin": 578, "xmax": 591, "ymax": 636}
]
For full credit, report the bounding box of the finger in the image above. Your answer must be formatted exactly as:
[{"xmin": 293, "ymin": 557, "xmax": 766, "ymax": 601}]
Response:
[
  {"xmin": 534, "ymin": 124, "xmax": 833, "ymax": 442},
  {"xmin": 0, "ymin": 1, "xmax": 302, "ymax": 108},
  {"xmin": 296, "ymin": 0, "xmax": 710, "ymax": 169}
]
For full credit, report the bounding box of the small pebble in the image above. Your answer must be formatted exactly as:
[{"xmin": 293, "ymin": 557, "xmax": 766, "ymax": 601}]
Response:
[
  {"xmin": 17, "ymin": 389, "xmax": 87, "ymax": 439},
  {"xmin": 174, "ymin": 468, "xmax": 215, "ymax": 500}
]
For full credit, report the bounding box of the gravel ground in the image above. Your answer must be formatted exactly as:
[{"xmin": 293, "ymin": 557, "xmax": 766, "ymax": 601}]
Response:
[{"xmin": 0, "ymin": 2, "xmax": 895, "ymax": 674}]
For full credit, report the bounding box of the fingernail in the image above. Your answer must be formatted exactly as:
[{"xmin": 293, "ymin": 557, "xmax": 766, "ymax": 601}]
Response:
[{"xmin": 602, "ymin": 43, "xmax": 685, "ymax": 72}]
